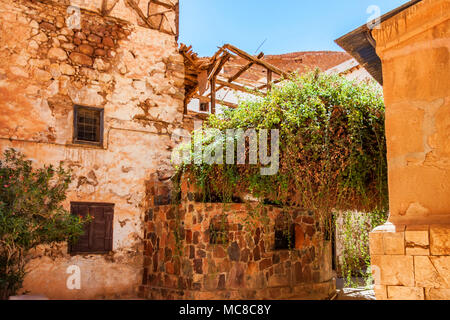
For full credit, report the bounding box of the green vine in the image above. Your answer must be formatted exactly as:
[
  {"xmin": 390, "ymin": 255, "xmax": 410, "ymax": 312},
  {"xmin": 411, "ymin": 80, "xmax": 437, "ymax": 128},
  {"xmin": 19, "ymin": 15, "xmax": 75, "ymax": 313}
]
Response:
[
  {"xmin": 172, "ymin": 71, "xmax": 388, "ymax": 286},
  {"xmin": 173, "ymin": 71, "xmax": 387, "ymax": 219},
  {"xmin": 335, "ymin": 210, "xmax": 387, "ymax": 288}
]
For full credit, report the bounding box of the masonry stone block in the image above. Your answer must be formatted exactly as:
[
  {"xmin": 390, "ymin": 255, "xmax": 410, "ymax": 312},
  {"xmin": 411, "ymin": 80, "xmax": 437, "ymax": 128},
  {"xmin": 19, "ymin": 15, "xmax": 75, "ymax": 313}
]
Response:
[
  {"xmin": 414, "ymin": 256, "xmax": 450, "ymax": 288},
  {"xmin": 374, "ymin": 285, "xmax": 388, "ymax": 300},
  {"xmin": 405, "ymin": 225, "xmax": 429, "ymax": 255},
  {"xmin": 425, "ymin": 288, "xmax": 450, "ymax": 300},
  {"xmin": 371, "ymin": 255, "xmax": 414, "ymax": 286},
  {"xmin": 430, "ymin": 225, "xmax": 450, "ymax": 255},
  {"xmin": 383, "ymin": 231, "xmax": 405, "ymax": 255},
  {"xmin": 369, "ymin": 232, "xmax": 384, "ymax": 255},
  {"xmin": 387, "ymin": 286, "xmax": 425, "ymax": 300}
]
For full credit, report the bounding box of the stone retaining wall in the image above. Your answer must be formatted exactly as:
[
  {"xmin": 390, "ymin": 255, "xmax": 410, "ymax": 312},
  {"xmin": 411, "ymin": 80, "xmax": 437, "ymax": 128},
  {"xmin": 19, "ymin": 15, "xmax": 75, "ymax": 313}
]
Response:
[{"xmin": 139, "ymin": 202, "xmax": 335, "ymax": 300}]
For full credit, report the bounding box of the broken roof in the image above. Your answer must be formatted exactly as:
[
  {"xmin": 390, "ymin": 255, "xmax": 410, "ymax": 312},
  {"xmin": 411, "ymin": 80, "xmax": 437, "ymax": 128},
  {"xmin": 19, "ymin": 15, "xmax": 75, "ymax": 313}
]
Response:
[
  {"xmin": 179, "ymin": 43, "xmax": 294, "ymax": 113},
  {"xmin": 335, "ymin": 0, "xmax": 423, "ymax": 85}
]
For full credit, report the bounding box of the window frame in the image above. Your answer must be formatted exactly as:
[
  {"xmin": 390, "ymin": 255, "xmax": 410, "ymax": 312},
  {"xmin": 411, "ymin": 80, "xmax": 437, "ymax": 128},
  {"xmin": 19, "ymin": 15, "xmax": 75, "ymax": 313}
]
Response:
[
  {"xmin": 73, "ymin": 105, "xmax": 104, "ymax": 147},
  {"xmin": 209, "ymin": 215, "xmax": 229, "ymax": 245},
  {"xmin": 69, "ymin": 202, "xmax": 114, "ymax": 255},
  {"xmin": 199, "ymin": 102, "xmax": 209, "ymax": 112},
  {"xmin": 274, "ymin": 221, "xmax": 296, "ymax": 251}
]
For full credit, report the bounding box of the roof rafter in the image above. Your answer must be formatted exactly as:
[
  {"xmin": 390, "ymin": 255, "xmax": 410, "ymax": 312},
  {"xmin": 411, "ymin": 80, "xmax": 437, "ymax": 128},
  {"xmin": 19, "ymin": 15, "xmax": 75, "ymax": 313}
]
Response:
[
  {"xmin": 180, "ymin": 43, "xmax": 295, "ymax": 115},
  {"xmin": 228, "ymin": 52, "xmax": 265, "ymax": 83}
]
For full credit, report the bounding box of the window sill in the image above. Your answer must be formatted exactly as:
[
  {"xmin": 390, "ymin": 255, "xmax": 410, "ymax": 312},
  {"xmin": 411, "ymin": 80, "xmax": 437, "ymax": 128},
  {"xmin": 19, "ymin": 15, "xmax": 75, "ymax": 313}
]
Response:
[
  {"xmin": 67, "ymin": 143, "xmax": 105, "ymax": 150},
  {"xmin": 69, "ymin": 251, "xmax": 112, "ymax": 256}
]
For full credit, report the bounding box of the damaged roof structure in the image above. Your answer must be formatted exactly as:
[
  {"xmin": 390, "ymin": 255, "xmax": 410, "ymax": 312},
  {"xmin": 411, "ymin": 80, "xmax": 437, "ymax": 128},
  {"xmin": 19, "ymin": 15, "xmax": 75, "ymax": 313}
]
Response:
[{"xmin": 179, "ymin": 43, "xmax": 294, "ymax": 114}]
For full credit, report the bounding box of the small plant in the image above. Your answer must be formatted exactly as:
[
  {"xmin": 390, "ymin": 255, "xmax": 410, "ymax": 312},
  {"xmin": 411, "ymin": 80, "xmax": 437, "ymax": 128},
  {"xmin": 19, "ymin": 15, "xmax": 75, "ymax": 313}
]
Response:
[
  {"xmin": 0, "ymin": 148, "xmax": 88, "ymax": 299},
  {"xmin": 335, "ymin": 210, "xmax": 387, "ymax": 288}
]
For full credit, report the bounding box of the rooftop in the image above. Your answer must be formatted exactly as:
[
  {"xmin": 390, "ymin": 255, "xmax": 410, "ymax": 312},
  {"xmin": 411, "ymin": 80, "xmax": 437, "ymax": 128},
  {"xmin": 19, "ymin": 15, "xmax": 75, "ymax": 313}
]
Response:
[{"xmin": 335, "ymin": 0, "xmax": 423, "ymax": 85}]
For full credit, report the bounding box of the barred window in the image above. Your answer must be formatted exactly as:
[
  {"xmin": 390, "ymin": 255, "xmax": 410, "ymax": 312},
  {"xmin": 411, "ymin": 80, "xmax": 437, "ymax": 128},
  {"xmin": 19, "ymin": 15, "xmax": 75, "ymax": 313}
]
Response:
[
  {"xmin": 209, "ymin": 215, "xmax": 229, "ymax": 245},
  {"xmin": 73, "ymin": 105, "xmax": 103, "ymax": 146},
  {"xmin": 274, "ymin": 215, "xmax": 295, "ymax": 250}
]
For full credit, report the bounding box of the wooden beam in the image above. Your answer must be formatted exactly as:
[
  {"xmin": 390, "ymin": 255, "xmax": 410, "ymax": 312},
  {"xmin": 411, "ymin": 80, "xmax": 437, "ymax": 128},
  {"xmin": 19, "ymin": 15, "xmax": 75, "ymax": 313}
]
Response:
[
  {"xmin": 194, "ymin": 95, "xmax": 238, "ymax": 109},
  {"xmin": 258, "ymin": 78, "xmax": 283, "ymax": 90},
  {"xmin": 180, "ymin": 50, "xmax": 196, "ymax": 65},
  {"xmin": 208, "ymin": 48, "xmax": 225, "ymax": 66},
  {"xmin": 223, "ymin": 44, "xmax": 289, "ymax": 78},
  {"xmin": 267, "ymin": 69, "xmax": 273, "ymax": 91},
  {"xmin": 228, "ymin": 52, "xmax": 264, "ymax": 83},
  {"xmin": 210, "ymin": 76, "xmax": 216, "ymax": 114},
  {"xmin": 216, "ymin": 99, "xmax": 238, "ymax": 109},
  {"xmin": 208, "ymin": 52, "xmax": 231, "ymax": 81},
  {"xmin": 215, "ymin": 79, "xmax": 265, "ymax": 96}
]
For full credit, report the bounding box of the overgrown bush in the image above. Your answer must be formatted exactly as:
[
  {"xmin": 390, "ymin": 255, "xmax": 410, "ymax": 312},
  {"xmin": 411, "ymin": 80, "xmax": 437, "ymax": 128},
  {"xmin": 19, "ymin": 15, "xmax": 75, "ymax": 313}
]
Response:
[
  {"xmin": 0, "ymin": 149, "xmax": 87, "ymax": 299},
  {"xmin": 174, "ymin": 71, "xmax": 388, "ymax": 218},
  {"xmin": 174, "ymin": 72, "xmax": 388, "ymax": 282}
]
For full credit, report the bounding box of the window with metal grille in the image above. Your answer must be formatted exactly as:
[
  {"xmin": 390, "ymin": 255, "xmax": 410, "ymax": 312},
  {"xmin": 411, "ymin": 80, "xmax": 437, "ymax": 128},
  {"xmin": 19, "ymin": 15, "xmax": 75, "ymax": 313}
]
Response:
[
  {"xmin": 274, "ymin": 215, "xmax": 295, "ymax": 250},
  {"xmin": 199, "ymin": 102, "xmax": 209, "ymax": 112},
  {"xmin": 73, "ymin": 105, "xmax": 103, "ymax": 146},
  {"xmin": 69, "ymin": 202, "xmax": 114, "ymax": 255},
  {"xmin": 209, "ymin": 215, "xmax": 229, "ymax": 245}
]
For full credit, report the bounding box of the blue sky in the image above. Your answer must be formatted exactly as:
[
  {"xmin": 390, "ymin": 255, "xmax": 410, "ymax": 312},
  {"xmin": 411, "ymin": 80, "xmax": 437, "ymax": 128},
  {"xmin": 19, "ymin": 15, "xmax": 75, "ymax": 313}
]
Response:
[{"xmin": 179, "ymin": 0, "xmax": 408, "ymax": 56}]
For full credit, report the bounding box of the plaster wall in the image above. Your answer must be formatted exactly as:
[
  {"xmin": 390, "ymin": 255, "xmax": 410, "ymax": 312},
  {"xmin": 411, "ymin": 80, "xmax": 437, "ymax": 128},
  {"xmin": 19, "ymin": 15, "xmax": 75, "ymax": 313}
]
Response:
[
  {"xmin": 369, "ymin": 0, "xmax": 450, "ymax": 300},
  {"xmin": 0, "ymin": 0, "xmax": 184, "ymax": 299},
  {"xmin": 372, "ymin": 0, "xmax": 450, "ymax": 225}
]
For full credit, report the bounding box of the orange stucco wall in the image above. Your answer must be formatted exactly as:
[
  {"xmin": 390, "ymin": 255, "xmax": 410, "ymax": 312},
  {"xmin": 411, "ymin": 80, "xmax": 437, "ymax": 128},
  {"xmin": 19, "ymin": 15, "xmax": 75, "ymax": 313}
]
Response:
[
  {"xmin": 373, "ymin": 0, "xmax": 450, "ymax": 225},
  {"xmin": 0, "ymin": 0, "xmax": 184, "ymax": 299},
  {"xmin": 369, "ymin": 0, "xmax": 450, "ymax": 300}
]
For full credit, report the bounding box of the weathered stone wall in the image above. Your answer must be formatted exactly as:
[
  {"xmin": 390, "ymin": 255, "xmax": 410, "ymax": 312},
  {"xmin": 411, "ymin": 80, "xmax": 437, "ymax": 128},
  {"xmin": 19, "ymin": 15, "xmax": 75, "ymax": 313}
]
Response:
[
  {"xmin": 371, "ymin": 223, "xmax": 450, "ymax": 300},
  {"xmin": 0, "ymin": 0, "xmax": 184, "ymax": 299},
  {"xmin": 138, "ymin": 201, "xmax": 335, "ymax": 300},
  {"xmin": 372, "ymin": 0, "xmax": 450, "ymax": 225},
  {"xmin": 369, "ymin": 0, "xmax": 450, "ymax": 300}
]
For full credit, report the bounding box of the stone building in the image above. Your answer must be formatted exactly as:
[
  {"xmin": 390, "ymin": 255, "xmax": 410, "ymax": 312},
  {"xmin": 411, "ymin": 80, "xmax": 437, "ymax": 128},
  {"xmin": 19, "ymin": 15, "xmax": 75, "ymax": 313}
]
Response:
[
  {"xmin": 1, "ymin": 0, "xmax": 336, "ymax": 300},
  {"xmin": 337, "ymin": 0, "xmax": 450, "ymax": 300},
  {"xmin": 0, "ymin": 0, "xmax": 185, "ymax": 299}
]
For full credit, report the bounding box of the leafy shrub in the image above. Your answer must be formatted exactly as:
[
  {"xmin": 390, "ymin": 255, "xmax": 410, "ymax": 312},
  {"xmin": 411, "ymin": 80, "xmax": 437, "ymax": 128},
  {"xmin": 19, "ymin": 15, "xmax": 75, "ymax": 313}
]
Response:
[
  {"xmin": 0, "ymin": 149, "xmax": 87, "ymax": 299},
  {"xmin": 174, "ymin": 71, "xmax": 388, "ymax": 218}
]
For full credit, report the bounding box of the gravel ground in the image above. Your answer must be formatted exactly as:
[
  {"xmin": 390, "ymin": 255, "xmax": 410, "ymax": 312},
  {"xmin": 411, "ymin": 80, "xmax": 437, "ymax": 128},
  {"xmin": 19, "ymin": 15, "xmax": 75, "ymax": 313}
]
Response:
[
  {"xmin": 335, "ymin": 287, "xmax": 376, "ymax": 300},
  {"xmin": 332, "ymin": 277, "xmax": 376, "ymax": 300}
]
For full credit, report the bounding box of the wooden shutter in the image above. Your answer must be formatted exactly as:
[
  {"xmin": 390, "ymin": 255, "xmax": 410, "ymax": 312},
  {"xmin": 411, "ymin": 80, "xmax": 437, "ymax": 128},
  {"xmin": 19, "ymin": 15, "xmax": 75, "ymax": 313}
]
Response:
[
  {"xmin": 90, "ymin": 206, "xmax": 106, "ymax": 252},
  {"xmin": 104, "ymin": 206, "xmax": 114, "ymax": 252},
  {"xmin": 70, "ymin": 203, "xmax": 114, "ymax": 254},
  {"xmin": 70, "ymin": 203, "xmax": 90, "ymax": 253}
]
